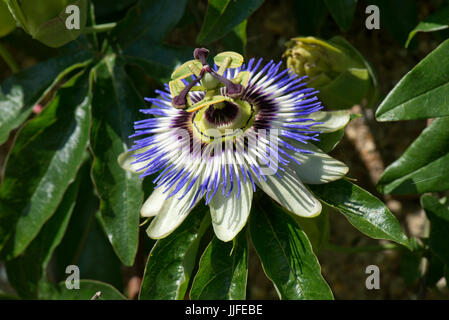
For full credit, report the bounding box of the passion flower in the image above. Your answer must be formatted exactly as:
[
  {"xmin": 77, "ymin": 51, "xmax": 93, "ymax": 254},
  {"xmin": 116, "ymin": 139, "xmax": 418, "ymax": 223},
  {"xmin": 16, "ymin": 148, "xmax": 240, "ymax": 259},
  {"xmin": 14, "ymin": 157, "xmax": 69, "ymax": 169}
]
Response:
[{"xmin": 120, "ymin": 49, "xmax": 349, "ymax": 242}]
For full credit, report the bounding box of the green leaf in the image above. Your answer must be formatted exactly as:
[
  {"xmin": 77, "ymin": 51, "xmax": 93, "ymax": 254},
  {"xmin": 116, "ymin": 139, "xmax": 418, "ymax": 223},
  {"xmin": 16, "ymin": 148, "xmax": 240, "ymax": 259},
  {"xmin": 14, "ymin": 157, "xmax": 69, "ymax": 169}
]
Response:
[
  {"xmin": 190, "ymin": 232, "xmax": 248, "ymax": 300},
  {"xmin": 421, "ymin": 195, "xmax": 449, "ymax": 266},
  {"xmin": 406, "ymin": 6, "xmax": 449, "ymax": 48},
  {"xmin": 293, "ymin": 206, "xmax": 330, "ymax": 253},
  {"xmin": 53, "ymin": 163, "xmax": 123, "ymax": 291},
  {"xmin": 376, "ymin": 38, "xmax": 449, "ymax": 121},
  {"xmin": 314, "ymin": 129, "xmax": 345, "ymax": 153},
  {"xmin": 196, "ymin": 0, "xmax": 264, "ymax": 44},
  {"xmin": 122, "ymin": 42, "xmax": 193, "ymax": 82},
  {"xmin": 0, "ymin": 71, "xmax": 92, "ymax": 258},
  {"xmin": 292, "ymin": 0, "xmax": 328, "ymax": 35},
  {"xmin": 112, "ymin": 0, "xmax": 187, "ymax": 48},
  {"xmin": 250, "ymin": 199, "xmax": 333, "ymax": 300},
  {"xmin": 5, "ymin": 176, "xmax": 80, "ymax": 299},
  {"xmin": 324, "ymin": 0, "xmax": 358, "ymax": 32},
  {"xmin": 0, "ymin": 51, "xmax": 92, "ymax": 144},
  {"xmin": 90, "ymin": 55, "xmax": 144, "ymax": 266},
  {"xmin": 400, "ymin": 249, "xmax": 423, "ymax": 286},
  {"xmin": 311, "ymin": 110, "xmax": 354, "ymax": 153},
  {"xmin": 377, "ymin": 117, "xmax": 449, "ymax": 195},
  {"xmin": 309, "ymin": 179, "xmax": 410, "ymax": 248},
  {"xmin": 139, "ymin": 205, "xmax": 210, "ymax": 300},
  {"xmin": 51, "ymin": 280, "xmax": 126, "ymax": 300},
  {"xmin": 222, "ymin": 20, "xmax": 247, "ymax": 56}
]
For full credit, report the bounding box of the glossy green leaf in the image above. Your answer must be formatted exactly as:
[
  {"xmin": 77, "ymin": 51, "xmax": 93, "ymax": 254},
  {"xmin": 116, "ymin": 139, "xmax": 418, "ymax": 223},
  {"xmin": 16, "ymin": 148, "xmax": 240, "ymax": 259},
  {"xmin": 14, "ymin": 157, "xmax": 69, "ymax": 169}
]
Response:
[
  {"xmin": 52, "ymin": 280, "xmax": 126, "ymax": 300},
  {"xmin": 0, "ymin": 72, "xmax": 92, "ymax": 257},
  {"xmin": 90, "ymin": 55, "xmax": 144, "ymax": 266},
  {"xmin": 377, "ymin": 117, "xmax": 449, "ymax": 195},
  {"xmin": 122, "ymin": 42, "xmax": 193, "ymax": 82},
  {"xmin": 53, "ymin": 163, "xmax": 123, "ymax": 291},
  {"xmin": 139, "ymin": 206, "xmax": 210, "ymax": 300},
  {"xmin": 222, "ymin": 20, "xmax": 247, "ymax": 56},
  {"xmin": 196, "ymin": 0, "xmax": 264, "ymax": 44},
  {"xmin": 250, "ymin": 200, "xmax": 333, "ymax": 300},
  {"xmin": 312, "ymin": 111, "xmax": 355, "ymax": 153},
  {"xmin": 309, "ymin": 179, "xmax": 410, "ymax": 248},
  {"xmin": 0, "ymin": 51, "xmax": 92, "ymax": 144},
  {"xmin": 421, "ymin": 195, "xmax": 449, "ymax": 266},
  {"xmin": 112, "ymin": 0, "xmax": 187, "ymax": 47},
  {"xmin": 324, "ymin": 0, "xmax": 358, "ymax": 32},
  {"xmin": 376, "ymin": 38, "xmax": 449, "ymax": 121},
  {"xmin": 313, "ymin": 129, "xmax": 345, "ymax": 153},
  {"xmin": 406, "ymin": 6, "xmax": 449, "ymax": 48},
  {"xmin": 293, "ymin": 206, "xmax": 330, "ymax": 253},
  {"xmin": 5, "ymin": 177, "xmax": 80, "ymax": 299},
  {"xmin": 400, "ymin": 249, "xmax": 423, "ymax": 286},
  {"xmin": 190, "ymin": 232, "xmax": 248, "ymax": 300}
]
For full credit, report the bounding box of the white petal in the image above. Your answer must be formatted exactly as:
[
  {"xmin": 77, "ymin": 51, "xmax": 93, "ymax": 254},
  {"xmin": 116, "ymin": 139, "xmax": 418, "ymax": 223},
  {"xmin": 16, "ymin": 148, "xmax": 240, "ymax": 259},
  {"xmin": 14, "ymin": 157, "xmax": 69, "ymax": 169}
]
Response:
[
  {"xmin": 140, "ymin": 188, "xmax": 165, "ymax": 217},
  {"xmin": 146, "ymin": 182, "xmax": 201, "ymax": 239},
  {"xmin": 117, "ymin": 148, "xmax": 150, "ymax": 174},
  {"xmin": 209, "ymin": 179, "xmax": 253, "ymax": 242},
  {"xmin": 257, "ymin": 168, "xmax": 322, "ymax": 217},
  {"xmin": 305, "ymin": 111, "xmax": 350, "ymax": 133},
  {"xmin": 289, "ymin": 141, "xmax": 348, "ymax": 184}
]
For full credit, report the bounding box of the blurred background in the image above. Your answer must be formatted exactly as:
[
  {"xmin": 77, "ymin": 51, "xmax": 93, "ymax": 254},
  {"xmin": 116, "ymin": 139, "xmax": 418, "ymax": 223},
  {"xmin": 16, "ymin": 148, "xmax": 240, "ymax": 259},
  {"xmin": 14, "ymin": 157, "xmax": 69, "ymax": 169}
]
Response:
[{"xmin": 0, "ymin": 0, "xmax": 448, "ymax": 299}]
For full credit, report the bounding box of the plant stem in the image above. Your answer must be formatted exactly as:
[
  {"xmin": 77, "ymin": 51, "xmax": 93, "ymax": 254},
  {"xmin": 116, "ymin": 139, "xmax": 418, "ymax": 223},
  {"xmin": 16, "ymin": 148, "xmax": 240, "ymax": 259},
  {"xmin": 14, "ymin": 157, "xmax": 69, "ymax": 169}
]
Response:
[
  {"xmin": 84, "ymin": 22, "xmax": 117, "ymax": 34},
  {"xmin": 325, "ymin": 242, "xmax": 402, "ymax": 253},
  {"xmin": 0, "ymin": 43, "xmax": 20, "ymax": 73}
]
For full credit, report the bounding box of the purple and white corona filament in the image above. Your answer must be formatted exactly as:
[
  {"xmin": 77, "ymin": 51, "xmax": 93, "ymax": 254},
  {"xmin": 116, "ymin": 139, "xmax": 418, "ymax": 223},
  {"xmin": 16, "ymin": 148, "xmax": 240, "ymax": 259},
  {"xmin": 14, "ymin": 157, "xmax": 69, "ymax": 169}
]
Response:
[{"xmin": 120, "ymin": 49, "xmax": 349, "ymax": 242}]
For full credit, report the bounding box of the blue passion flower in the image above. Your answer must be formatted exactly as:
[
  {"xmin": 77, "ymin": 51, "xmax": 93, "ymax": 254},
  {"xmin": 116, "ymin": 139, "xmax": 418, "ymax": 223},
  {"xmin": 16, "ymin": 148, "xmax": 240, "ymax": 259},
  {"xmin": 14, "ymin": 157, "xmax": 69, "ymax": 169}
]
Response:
[{"xmin": 119, "ymin": 49, "xmax": 349, "ymax": 242}]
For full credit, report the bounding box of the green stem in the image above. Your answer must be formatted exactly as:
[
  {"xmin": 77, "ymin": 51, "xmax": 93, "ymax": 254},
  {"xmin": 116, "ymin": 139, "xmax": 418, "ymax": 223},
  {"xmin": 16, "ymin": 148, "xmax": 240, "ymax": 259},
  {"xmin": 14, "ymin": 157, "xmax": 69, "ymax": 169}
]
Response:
[
  {"xmin": 83, "ymin": 22, "xmax": 117, "ymax": 34},
  {"xmin": 325, "ymin": 242, "xmax": 402, "ymax": 253},
  {"xmin": 0, "ymin": 43, "xmax": 19, "ymax": 73}
]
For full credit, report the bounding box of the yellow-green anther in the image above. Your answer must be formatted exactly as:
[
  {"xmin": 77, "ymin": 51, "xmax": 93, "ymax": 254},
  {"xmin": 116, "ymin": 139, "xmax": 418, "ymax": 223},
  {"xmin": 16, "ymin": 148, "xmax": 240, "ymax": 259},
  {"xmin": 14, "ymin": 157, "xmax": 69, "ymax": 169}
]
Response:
[
  {"xmin": 188, "ymin": 62, "xmax": 203, "ymax": 78},
  {"xmin": 217, "ymin": 57, "xmax": 232, "ymax": 76}
]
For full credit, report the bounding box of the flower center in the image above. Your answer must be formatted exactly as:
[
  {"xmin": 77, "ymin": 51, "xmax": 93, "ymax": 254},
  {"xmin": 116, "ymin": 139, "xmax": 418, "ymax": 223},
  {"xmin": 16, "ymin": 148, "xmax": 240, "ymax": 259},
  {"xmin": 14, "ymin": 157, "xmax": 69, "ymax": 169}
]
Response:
[
  {"xmin": 192, "ymin": 98, "xmax": 255, "ymax": 142},
  {"xmin": 205, "ymin": 101, "xmax": 239, "ymax": 126}
]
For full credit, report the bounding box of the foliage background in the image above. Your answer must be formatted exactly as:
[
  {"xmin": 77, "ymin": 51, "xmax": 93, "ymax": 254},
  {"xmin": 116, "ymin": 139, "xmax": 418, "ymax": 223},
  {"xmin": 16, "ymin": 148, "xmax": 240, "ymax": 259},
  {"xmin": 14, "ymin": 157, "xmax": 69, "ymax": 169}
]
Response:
[{"xmin": 0, "ymin": 0, "xmax": 448, "ymax": 299}]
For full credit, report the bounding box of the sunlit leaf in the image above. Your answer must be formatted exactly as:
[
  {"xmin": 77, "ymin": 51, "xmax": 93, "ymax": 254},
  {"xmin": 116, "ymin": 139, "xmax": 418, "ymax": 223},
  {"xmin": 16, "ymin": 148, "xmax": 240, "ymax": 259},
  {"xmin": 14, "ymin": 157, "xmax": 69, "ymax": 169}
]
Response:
[
  {"xmin": 190, "ymin": 232, "xmax": 248, "ymax": 300},
  {"xmin": 250, "ymin": 199, "xmax": 333, "ymax": 300},
  {"xmin": 310, "ymin": 179, "xmax": 410, "ymax": 248},
  {"xmin": 377, "ymin": 117, "xmax": 449, "ymax": 195},
  {"xmin": 139, "ymin": 206, "xmax": 210, "ymax": 300},
  {"xmin": 0, "ymin": 71, "xmax": 92, "ymax": 257},
  {"xmin": 376, "ymin": 39, "xmax": 449, "ymax": 121},
  {"xmin": 90, "ymin": 55, "xmax": 144, "ymax": 266},
  {"xmin": 197, "ymin": 0, "xmax": 264, "ymax": 44}
]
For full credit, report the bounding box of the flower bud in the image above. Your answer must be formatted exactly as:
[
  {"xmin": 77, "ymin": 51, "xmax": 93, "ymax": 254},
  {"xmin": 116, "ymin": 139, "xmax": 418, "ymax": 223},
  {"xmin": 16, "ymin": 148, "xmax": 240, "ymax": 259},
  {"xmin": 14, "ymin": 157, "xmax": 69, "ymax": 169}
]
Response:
[
  {"xmin": 5, "ymin": 0, "xmax": 87, "ymax": 47},
  {"xmin": 0, "ymin": 1, "xmax": 16, "ymax": 37},
  {"xmin": 284, "ymin": 36, "xmax": 378, "ymax": 109}
]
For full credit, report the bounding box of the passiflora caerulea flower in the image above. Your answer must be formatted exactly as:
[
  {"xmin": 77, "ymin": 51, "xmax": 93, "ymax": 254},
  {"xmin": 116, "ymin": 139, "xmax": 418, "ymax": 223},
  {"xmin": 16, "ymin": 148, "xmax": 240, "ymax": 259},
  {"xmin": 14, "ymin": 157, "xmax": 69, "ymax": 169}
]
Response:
[{"xmin": 120, "ymin": 48, "xmax": 349, "ymax": 242}]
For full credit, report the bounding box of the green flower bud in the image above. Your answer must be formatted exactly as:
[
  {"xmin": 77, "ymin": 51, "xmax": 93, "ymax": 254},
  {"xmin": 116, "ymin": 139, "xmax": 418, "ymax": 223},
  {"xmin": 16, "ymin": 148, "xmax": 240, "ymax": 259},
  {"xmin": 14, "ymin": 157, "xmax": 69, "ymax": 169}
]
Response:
[
  {"xmin": 0, "ymin": 1, "xmax": 16, "ymax": 38},
  {"xmin": 4, "ymin": 0, "xmax": 87, "ymax": 48},
  {"xmin": 284, "ymin": 36, "xmax": 378, "ymax": 109}
]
